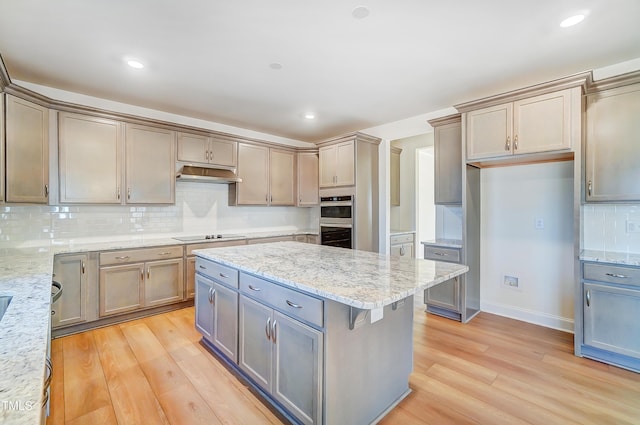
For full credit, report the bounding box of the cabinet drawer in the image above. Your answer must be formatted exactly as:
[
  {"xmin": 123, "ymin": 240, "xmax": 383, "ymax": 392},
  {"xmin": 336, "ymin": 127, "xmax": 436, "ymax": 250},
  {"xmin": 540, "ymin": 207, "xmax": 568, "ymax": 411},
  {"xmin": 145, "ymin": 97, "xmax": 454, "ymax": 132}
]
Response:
[
  {"xmin": 196, "ymin": 258, "xmax": 239, "ymax": 289},
  {"xmin": 240, "ymin": 273, "xmax": 324, "ymax": 327},
  {"xmin": 100, "ymin": 245, "xmax": 183, "ymax": 265},
  {"xmin": 424, "ymin": 246, "xmax": 461, "ymax": 263},
  {"xmin": 390, "ymin": 233, "xmax": 414, "ymax": 245},
  {"xmin": 186, "ymin": 239, "xmax": 246, "ymax": 256},
  {"xmin": 583, "ymin": 263, "xmax": 640, "ymax": 287}
]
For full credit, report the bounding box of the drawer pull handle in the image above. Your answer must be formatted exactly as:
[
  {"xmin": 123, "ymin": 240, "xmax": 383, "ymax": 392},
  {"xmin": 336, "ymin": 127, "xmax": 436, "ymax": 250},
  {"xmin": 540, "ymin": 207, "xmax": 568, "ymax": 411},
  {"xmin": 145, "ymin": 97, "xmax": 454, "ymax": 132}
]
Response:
[
  {"xmin": 433, "ymin": 252, "xmax": 446, "ymax": 256},
  {"xmin": 219, "ymin": 273, "xmax": 229, "ymax": 279},
  {"xmin": 157, "ymin": 252, "xmax": 172, "ymax": 256},
  {"xmin": 605, "ymin": 273, "xmax": 628, "ymax": 279},
  {"xmin": 585, "ymin": 289, "xmax": 591, "ymax": 307},
  {"xmin": 115, "ymin": 256, "xmax": 130, "ymax": 260},
  {"xmin": 272, "ymin": 320, "xmax": 277, "ymax": 344},
  {"xmin": 248, "ymin": 284, "xmax": 261, "ymax": 292},
  {"xmin": 199, "ymin": 265, "xmax": 206, "ymax": 270},
  {"xmin": 266, "ymin": 317, "xmax": 271, "ymax": 339},
  {"xmin": 286, "ymin": 300, "xmax": 303, "ymax": 309}
]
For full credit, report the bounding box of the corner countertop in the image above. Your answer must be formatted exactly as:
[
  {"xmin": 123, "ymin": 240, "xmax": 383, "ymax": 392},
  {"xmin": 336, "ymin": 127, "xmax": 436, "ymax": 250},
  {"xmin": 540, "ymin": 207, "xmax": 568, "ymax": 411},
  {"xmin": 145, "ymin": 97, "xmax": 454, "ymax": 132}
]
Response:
[
  {"xmin": 580, "ymin": 249, "xmax": 640, "ymax": 266},
  {"xmin": 421, "ymin": 239, "xmax": 463, "ymax": 249},
  {"xmin": 194, "ymin": 241, "xmax": 469, "ymax": 309},
  {"xmin": 0, "ymin": 228, "xmax": 318, "ymax": 425}
]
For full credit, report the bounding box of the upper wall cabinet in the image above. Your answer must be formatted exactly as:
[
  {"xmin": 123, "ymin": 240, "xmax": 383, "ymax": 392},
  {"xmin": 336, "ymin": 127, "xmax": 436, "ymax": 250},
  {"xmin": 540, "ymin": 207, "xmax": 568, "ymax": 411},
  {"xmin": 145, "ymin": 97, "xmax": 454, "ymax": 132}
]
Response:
[
  {"xmin": 125, "ymin": 123, "xmax": 176, "ymax": 204},
  {"xmin": 0, "ymin": 93, "xmax": 4, "ymax": 203},
  {"xmin": 464, "ymin": 87, "xmax": 581, "ymax": 162},
  {"xmin": 59, "ymin": 112, "xmax": 123, "ymax": 204},
  {"xmin": 319, "ymin": 140, "xmax": 354, "ymax": 188},
  {"xmin": 177, "ymin": 132, "xmax": 237, "ymax": 168},
  {"xmin": 5, "ymin": 94, "xmax": 50, "ymax": 203},
  {"xmin": 430, "ymin": 114, "xmax": 462, "ymax": 205},
  {"xmin": 297, "ymin": 151, "xmax": 319, "ymax": 207},
  {"xmin": 390, "ymin": 146, "xmax": 401, "ymax": 206},
  {"xmin": 585, "ymin": 77, "xmax": 640, "ymax": 202},
  {"xmin": 230, "ymin": 143, "xmax": 295, "ymax": 206}
]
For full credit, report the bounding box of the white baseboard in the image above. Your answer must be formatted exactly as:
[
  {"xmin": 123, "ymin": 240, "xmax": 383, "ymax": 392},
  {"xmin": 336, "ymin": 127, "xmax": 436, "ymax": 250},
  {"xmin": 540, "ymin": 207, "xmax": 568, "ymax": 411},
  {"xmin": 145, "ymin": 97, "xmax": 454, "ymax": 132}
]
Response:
[{"xmin": 480, "ymin": 301, "xmax": 574, "ymax": 334}]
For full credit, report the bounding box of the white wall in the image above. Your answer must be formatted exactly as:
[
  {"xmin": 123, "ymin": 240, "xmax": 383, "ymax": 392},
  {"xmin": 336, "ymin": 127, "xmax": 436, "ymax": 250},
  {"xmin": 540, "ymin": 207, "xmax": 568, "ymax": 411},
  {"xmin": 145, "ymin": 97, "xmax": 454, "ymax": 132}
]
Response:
[
  {"xmin": 480, "ymin": 161, "xmax": 574, "ymax": 332},
  {"xmin": 0, "ymin": 182, "xmax": 315, "ymax": 248}
]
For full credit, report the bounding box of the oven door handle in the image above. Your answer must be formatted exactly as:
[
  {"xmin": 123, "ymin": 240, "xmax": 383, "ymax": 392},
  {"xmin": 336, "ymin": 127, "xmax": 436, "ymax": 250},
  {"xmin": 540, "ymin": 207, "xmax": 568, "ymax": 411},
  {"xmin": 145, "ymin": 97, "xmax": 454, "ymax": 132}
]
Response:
[
  {"xmin": 320, "ymin": 223, "xmax": 353, "ymax": 228},
  {"xmin": 320, "ymin": 202, "xmax": 353, "ymax": 207}
]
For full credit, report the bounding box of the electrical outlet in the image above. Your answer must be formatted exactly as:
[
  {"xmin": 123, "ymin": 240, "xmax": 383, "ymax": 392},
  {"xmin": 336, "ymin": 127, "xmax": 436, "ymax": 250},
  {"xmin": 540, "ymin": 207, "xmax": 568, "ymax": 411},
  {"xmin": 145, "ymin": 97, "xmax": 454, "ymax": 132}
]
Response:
[
  {"xmin": 535, "ymin": 218, "xmax": 544, "ymax": 229},
  {"xmin": 503, "ymin": 275, "xmax": 519, "ymax": 289},
  {"xmin": 627, "ymin": 220, "xmax": 640, "ymax": 233}
]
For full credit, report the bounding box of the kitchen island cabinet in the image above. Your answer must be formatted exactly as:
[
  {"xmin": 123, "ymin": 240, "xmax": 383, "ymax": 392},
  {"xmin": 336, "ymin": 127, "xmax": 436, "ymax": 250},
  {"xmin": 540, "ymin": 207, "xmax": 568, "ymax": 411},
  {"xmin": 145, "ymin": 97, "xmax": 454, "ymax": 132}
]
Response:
[{"xmin": 194, "ymin": 241, "xmax": 467, "ymax": 425}]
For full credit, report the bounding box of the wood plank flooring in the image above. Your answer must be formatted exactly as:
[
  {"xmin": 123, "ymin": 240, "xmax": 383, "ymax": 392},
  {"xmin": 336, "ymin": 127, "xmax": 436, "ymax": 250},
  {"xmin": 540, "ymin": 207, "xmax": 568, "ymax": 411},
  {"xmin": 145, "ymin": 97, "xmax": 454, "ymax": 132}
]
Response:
[{"xmin": 48, "ymin": 306, "xmax": 640, "ymax": 425}]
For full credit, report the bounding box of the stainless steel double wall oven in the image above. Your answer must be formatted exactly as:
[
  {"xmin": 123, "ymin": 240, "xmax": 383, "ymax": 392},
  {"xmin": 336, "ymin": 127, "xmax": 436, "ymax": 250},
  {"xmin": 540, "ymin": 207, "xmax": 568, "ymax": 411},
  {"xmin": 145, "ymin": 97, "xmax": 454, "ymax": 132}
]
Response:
[{"xmin": 319, "ymin": 195, "xmax": 353, "ymax": 249}]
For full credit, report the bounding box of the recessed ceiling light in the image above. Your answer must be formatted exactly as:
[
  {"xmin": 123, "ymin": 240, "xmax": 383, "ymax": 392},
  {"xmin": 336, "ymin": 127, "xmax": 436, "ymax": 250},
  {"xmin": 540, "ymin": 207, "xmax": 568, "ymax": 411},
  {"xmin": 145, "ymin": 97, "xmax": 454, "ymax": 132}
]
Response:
[
  {"xmin": 352, "ymin": 6, "xmax": 370, "ymax": 19},
  {"xmin": 304, "ymin": 113, "xmax": 316, "ymax": 120},
  {"xmin": 269, "ymin": 62, "xmax": 283, "ymax": 70},
  {"xmin": 560, "ymin": 14, "xmax": 585, "ymax": 28},
  {"xmin": 126, "ymin": 59, "xmax": 144, "ymax": 69}
]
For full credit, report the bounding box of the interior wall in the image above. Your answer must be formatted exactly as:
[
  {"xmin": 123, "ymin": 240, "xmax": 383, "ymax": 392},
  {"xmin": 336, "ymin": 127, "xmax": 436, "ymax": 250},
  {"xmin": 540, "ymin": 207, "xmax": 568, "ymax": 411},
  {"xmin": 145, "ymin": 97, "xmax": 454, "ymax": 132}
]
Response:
[
  {"xmin": 583, "ymin": 204, "xmax": 640, "ymax": 253},
  {"xmin": 416, "ymin": 147, "xmax": 435, "ymax": 258},
  {"xmin": 390, "ymin": 133, "xmax": 433, "ymax": 233},
  {"xmin": 0, "ymin": 182, "xmax": 314, "ymax": 248},
  {"xmin": 480, "ymin": 161, "xmax": 574, "ymax": 332}
]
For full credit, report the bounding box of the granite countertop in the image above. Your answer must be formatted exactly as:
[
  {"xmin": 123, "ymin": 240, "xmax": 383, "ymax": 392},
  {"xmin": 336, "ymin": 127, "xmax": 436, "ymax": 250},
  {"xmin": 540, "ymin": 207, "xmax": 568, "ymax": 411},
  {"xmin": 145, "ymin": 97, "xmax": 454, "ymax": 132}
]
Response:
[
  {"xmin": 0, "ymin": 228, "xmax": 318, "ymax": 425},
  {"xmin": 194, "ymin": 241, "xmax": 469, "ymax": 309},
  {"xmin": 580, "ymin": 249, "xmax": 640, "ymax": 266},
  {"xmin": 421, "ymin": 239, "xmax": 463, "ymax": 249}
]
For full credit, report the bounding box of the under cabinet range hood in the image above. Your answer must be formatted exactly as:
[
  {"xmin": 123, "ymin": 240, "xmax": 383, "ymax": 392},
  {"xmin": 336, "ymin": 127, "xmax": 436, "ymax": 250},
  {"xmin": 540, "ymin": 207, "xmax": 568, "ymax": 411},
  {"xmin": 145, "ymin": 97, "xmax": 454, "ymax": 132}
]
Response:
[{"xmin": 176, "ymin": 165, "xmax": 242, "ymax": 184}]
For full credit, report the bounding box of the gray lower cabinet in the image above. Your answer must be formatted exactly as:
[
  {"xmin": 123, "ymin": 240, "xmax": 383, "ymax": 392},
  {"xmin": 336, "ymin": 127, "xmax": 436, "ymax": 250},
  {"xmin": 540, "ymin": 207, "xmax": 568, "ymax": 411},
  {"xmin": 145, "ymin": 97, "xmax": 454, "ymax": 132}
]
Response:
[
  {"xmin": 239, "ymin": 295, "xmax": 322, "ymax": 425},
  {"xmin": 195, "ymin": 272, "xmax": 238, "ymax": 362},
  {"xmin": 423, "ymin": 244, "xmax": 463, "ymax": 321},
  {"xmin": 99, "ymin": 246, "xmax": 184, "ymax": 317},
  {"xmin": 580, "ymin": 261, "xmax": 640, "ymax": 371},
  {"xmin": 52, "ymin": 254, "xmax": 88, "ymax": 328}
]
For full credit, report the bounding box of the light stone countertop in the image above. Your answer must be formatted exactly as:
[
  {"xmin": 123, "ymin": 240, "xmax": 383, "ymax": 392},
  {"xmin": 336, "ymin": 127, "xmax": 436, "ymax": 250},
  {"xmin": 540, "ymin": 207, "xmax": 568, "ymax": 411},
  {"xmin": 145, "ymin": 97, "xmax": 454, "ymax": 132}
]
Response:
[
  {"xmin": 0, "ymin": 229, "xmax": 318, "ymax": 425},
  {"xmin": 580, "ymin": 249, "xmax": 640, "ymax": 266},
  {"xmin": 421, "ymin": 239, "xmax": 463, "ymax": 249},
  {"xmin": 195, "ymin": 241, "xmax": 469, "ymax": 309},
  {"xmin": 389, "ymin": 229, "xmax": 416, "ymax": 236}
]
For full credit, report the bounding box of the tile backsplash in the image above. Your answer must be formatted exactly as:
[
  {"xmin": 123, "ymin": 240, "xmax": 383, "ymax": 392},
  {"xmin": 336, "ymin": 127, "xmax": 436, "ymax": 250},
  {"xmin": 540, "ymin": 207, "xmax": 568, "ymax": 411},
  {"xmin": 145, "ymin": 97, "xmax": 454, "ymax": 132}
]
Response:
[
  {"xmin": 583, "ymin": 204, "xmax": 640, "ymax": 254},
  {"xmin": 0, "ymin": 182, "xmax": 316, "ymax": 247},
  {"xmin": 435, "ymin": 205, "xmax": 462, "ymax": 241}
]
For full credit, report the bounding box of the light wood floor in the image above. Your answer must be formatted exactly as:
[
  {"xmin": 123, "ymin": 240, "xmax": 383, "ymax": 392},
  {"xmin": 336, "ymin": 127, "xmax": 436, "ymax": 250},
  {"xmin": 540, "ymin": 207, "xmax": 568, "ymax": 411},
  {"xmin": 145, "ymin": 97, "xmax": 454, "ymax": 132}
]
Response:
[{"xmin": 48, "ymin": 306, "xmax": 640, "ymax": 425}]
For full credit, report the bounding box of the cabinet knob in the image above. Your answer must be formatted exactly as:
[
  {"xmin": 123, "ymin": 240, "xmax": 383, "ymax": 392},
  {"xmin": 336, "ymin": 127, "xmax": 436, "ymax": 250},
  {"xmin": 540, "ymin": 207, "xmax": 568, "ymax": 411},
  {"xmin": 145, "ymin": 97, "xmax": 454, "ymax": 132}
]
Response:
[
  {"xmin": 44, "ymin": 184, "xmax": 49, "ymax": 197},
  {"xmin": 587, "ymin": 180, "xmax": 592, "ymax": 197},
  {"xmin": 585, "ymin": 289, "xmax": 591, "ymax": 307},
  {"xmin": 505, "ymin": 136, "xmax": 511, "ymax": 151},
  {"xmin": 514, "ymin": 135, "xmax": 518, "ymax": 150},
  {"xmin": 117, "ymin": 187, "xmax": 121, "ymax": 200},
  {"xmin": 127, "ymin": 187, "xmax": 131, "ymax": 200}
]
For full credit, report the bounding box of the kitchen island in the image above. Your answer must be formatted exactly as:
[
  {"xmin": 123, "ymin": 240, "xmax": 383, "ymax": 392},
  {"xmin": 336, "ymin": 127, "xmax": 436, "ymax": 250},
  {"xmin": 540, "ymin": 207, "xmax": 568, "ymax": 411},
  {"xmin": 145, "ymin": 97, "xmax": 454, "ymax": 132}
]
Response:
[{"xmin": 194, "ymin": 241, "xmax": 468, "ymax": 425}]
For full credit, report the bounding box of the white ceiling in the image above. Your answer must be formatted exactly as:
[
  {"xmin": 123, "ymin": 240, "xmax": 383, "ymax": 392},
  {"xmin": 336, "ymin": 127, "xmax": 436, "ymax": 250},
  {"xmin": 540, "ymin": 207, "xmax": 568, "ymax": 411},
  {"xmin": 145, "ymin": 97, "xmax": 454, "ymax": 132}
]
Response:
[{"xmin": 1, "ymin": 1, "xmax": 639, "ymax": 142}]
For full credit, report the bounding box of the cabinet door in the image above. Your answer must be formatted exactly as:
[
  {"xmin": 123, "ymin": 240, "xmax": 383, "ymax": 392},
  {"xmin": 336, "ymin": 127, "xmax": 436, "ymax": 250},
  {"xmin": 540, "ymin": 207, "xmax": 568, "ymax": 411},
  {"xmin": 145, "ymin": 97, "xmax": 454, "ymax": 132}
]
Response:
[
  {"xmin": 390, "ymin": 244, "xmax": 402, "ymax": 257},
  {"xmin": 144, "ymin": 258, "xmax": 184, "ymax": 307},
  {"xmin": 209, "ymin": 137, "xmax": 237, "ymax": 167},
  {"xmin": 434, "ymin": 121, "xmax": 462, "ymax": 205},
  {"xmin": 272, "ymin": 311, "xmax": 323, "ymax": 425},
  {"xmin": 239, "ymin": 295, "xmax": 273, "ymax": 390},
  {"xmin": 585, "ymin": 83, "xmax": 640, "ymax": 202},
  {"xmin": 52, "ymin": 254, "xmax": 88, "ymax": 328},
  {"xmin": 466, "ymin": 103, "xmax": 512, "ymax": 160},
  {"xmin": 186, "ymin": 257, "xmax": 196, "ymax": 300},
  {"xmin": 583, "ymin": 283, "xmax": 640, "ymax": 358},
  {"xmin": 212, "ymin": 281, "xmax": 239, "ymax": 362},
  {"xmin": 0, "ymin": 93, "xmax": 4, "ymax": 202},
  {"xmin": 390, "ymin": 148, "xmax": 401, "ymax": 206},
  {"xmin": 335, "ymin": 140, "xmax": 355, "ymax": 186},
  {"xmin": 426, "ymin": 277, "xmax": 460, "ymax": 312},
  {"xmin": 177, "ymin": 132, "xmax": 208, "ymax": 164},
  {"xmin": 99, "ymin": 264, "xmax": 144, "ymax": 316},
  {"xmin": 318, "ymin": 145, "xmax": 336, "ymax": 187},
  {"xmin": 125, "ymin": 124, "xmax": 176, "ymax": 204},
  {"xmin": 297, "ymin": 152, "xmax": 319, "ymax": 206},
  {"xmin": 195, "ymin": 274, "xmax": 214, "ymax": 341},
  {"xmin": 237, "ymin": 143, "xmax": 269, "ymax": 205},
  {"xmin": 270, "ymin": 149, "xmax": 295, "ymax": 205},
  {"xmin": 513, "ymin": 89, "xmax": 572, "ymax": 155},
  {"xmin": 59, "ymin": 113, "xmax": 122, "ymax": 203},
  {"xmin": 5, "ymin": 95, "xmax": 49, "ymax": 203}
]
